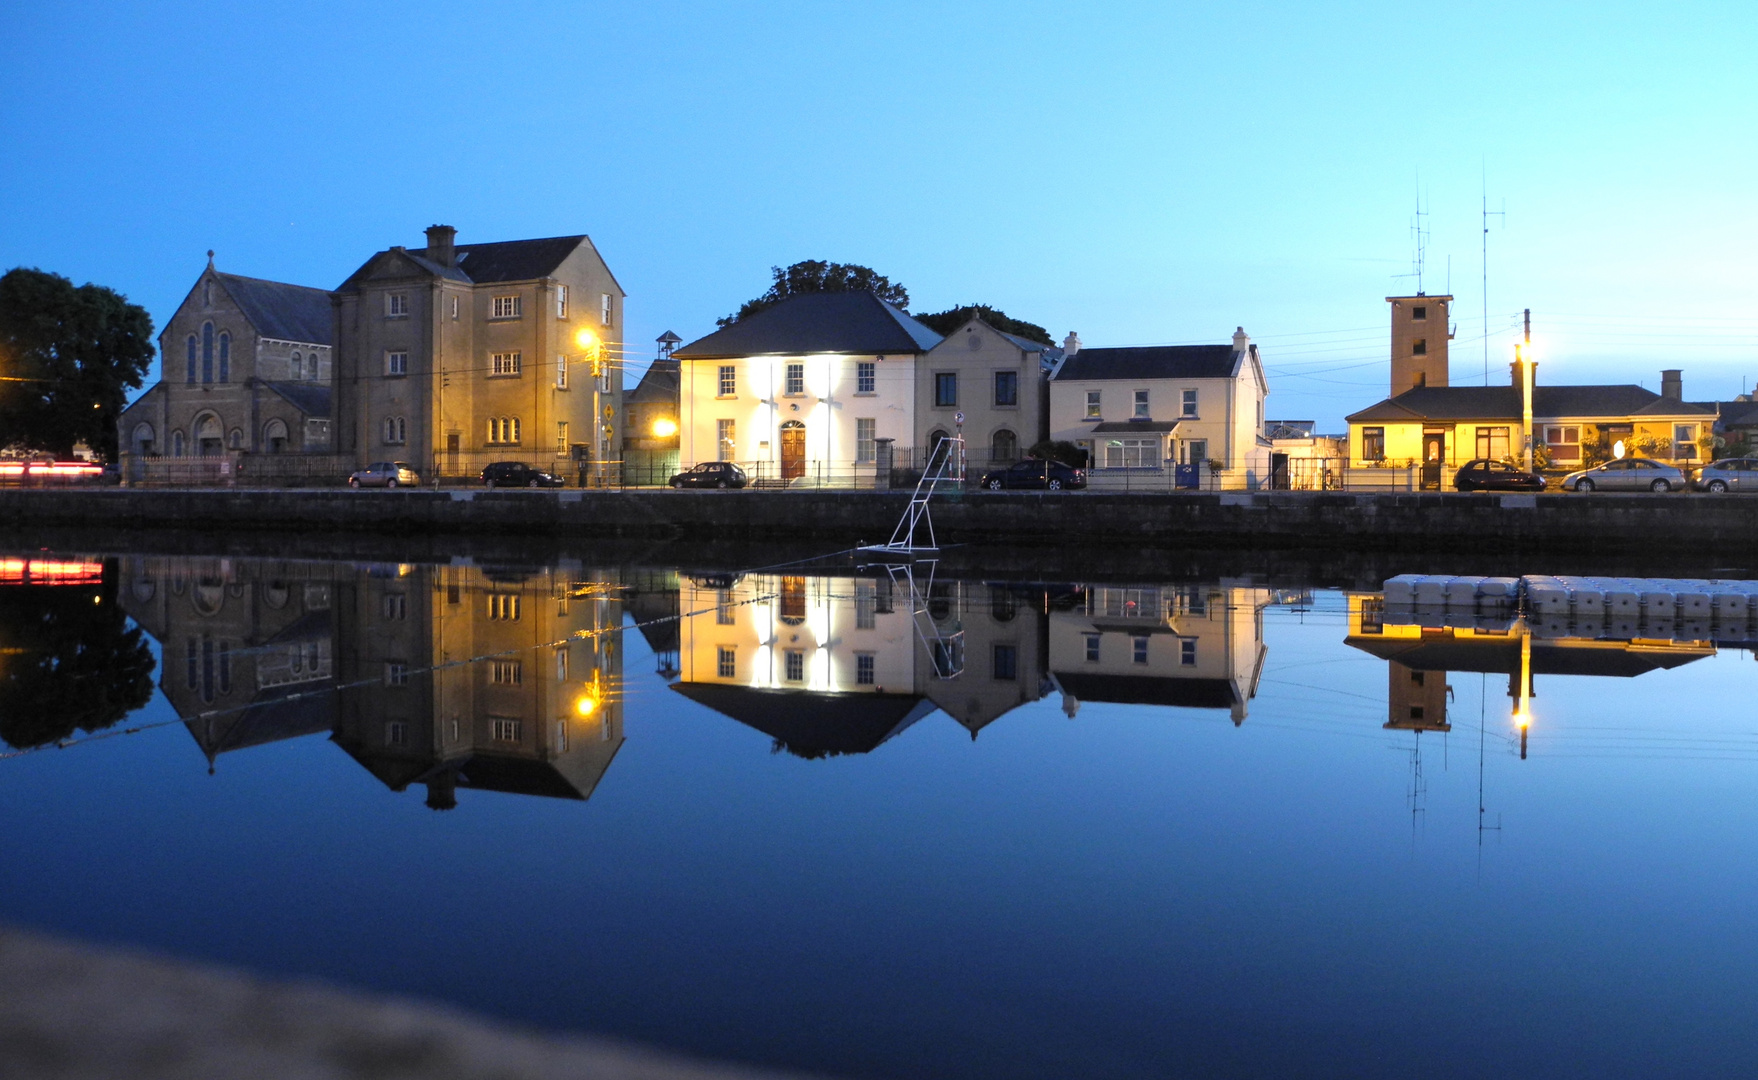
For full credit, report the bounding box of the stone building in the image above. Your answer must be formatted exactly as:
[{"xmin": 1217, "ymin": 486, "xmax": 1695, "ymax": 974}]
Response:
[
  {"xmin": 118, "ymin": 257, "xmax": 334, "ymax": 477},
  {"xmin": 331, "ymin": 226, "xmax": 625, "ymax": 479},
  {"xmin": 916, "ymin": 317, "xmax": 1055, "ymax": 469}
]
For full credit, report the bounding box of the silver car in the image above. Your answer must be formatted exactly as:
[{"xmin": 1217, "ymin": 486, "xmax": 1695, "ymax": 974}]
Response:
[
  {"xmin": 1562, "ymin": 457, "xmax": 1687, "ymax": 493},
  {"xmin": 1693, "ymin": 457, "xmax": 1758, "ymax": 493},
  {"xmin": 348, "ymin": 461, "xmax": 420, "ymax": 488}
]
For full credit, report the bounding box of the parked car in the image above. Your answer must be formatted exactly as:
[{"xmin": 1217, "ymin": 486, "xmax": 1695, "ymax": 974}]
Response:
[
  {"xmin": 1453, "ymin": 459, "xmax": 1545, "ymax": 492},
  {"xmin": 1693, "ymin": 458, "xmax": 1758, "ymax": 492},
  {"xmin": 348, "ymin": 461, "xmax": 419, "ymax": 488},
  {"xmin": 669, "ymin": 461, "xmax": 748, "ymax": 489},
  {"xmin": 977, "ymin": 459, "xmax": 1088, "ymax": 491},
  {"xmin": 1561, "ymin": 458, "xmax": 1687, "ymax": 493},
  {"xmin": 481, "ymin": 461, "xmax": 566, "ymax": 488}
]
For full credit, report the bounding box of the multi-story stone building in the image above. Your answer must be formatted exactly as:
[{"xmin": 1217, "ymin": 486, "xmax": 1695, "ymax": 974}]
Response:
[
  {"xmin": 332, "ymin": 226, "xmax": 625, "ymax": 478},
  {"xmin": 118, "ymin": 256, "xmax": 334, "ymax": 478}
]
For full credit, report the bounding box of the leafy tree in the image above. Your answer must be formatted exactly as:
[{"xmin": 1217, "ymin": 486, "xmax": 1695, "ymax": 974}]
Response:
[
  {"xmin": 1028, "ymin": 439, "xmax": 1088, "ymax": 468},
  {"xmin": 0, "ymin": 268, "xmax": 155, "ymax": 459},
  {"xmin": 0, "ymin": 572, "xmax": 156, "ymax": 750},
  {"xmin": 718, "ymin": 260, "xmax": 909, "ymax": 327},
  {"xmin": 911, "ymin": 304, "xmax": 1053, "ymax": 346}
]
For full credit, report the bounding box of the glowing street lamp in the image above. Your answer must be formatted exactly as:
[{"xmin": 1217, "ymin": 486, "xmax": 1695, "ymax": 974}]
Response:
[
  {"xmin": 651, "ymin": 418, "xmax": 678, "ymax": 439},
  {"xmin": 1513, "ymin": 626, "xmax": 1533, "ymax": 759}
]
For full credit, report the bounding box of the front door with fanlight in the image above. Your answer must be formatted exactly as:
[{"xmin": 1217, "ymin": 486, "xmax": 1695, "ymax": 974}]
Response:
[
  {"xmin": 1421, "ymin": 431, "xmax": 1445, "ymax": 490},
  {"xmin": 779, "ymin": 421, "xmax": 806, "ymax": 479}
]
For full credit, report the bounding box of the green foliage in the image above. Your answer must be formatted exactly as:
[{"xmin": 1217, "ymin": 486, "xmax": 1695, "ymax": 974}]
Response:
[
  {"xmin": 911, "ymin": 305, "xmax": 1053, "ymax": 346},
  {"xmin": 0, "ymin": 268, "xmax": 155, "ymax": 459},
  {"xmin": 0, "ymin": 573, "xmax": 156, "ymax": 750},
  {"xmin": 1698, "ymin": 431, "xmax": 1726, "ymax": 461},
  {"xmin": 718, "ymin": 260, "xmax": 909, "ymax": 327},
  {"xmin": 1581, "ymin": 428, "xmax": 1613, "ymax": 467},
  {"xmin": 1028, "ymin": 439, "xmax": 1087, "ymax": 468},
  {"xmin": 1631, "ymin": 434, "xmax": 1671, "ymax": 459}
]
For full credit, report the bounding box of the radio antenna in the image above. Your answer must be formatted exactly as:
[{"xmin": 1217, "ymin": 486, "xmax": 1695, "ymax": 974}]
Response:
[{"xmin": 1481, "ymin": 162, "xmax": 1505, "ymax": 385}]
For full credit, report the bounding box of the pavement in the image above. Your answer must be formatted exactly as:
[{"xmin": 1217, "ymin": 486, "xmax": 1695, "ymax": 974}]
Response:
[{"xmin": 0, "ymin": 925, "xmax": 835, "ymax": 1080}]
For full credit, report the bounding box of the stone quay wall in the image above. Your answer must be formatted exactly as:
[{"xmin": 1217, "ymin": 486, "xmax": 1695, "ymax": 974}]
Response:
[{"xmin": 2, "ymin": 488, "xmax": 1757, "ymax": 557}]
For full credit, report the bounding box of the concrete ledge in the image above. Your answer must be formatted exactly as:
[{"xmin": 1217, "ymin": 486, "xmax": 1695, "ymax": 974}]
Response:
[
  {"xmin": 3, "ymin": 488, "xmax": 1758, "ymax": 555},
  {"xmin": 0, "ymin": 926, "xmax": 832, "ymax": 1080}
]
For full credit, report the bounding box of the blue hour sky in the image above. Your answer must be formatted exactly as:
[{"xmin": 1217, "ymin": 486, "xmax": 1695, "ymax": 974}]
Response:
[{"xmin": 2, "ymin": 1, "xmax": 1754, "ymax": 427}]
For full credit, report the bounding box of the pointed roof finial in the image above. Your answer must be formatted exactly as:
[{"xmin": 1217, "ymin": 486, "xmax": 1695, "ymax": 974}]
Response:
[{"xmin": 206, "ymin": 250, "xmax": 215, "ymax": 267}]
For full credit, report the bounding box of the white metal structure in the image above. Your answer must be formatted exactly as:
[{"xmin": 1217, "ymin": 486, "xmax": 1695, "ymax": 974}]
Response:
[{"xmin": 859, "ymin": 435, "xmax": 963, "ymax": 558}]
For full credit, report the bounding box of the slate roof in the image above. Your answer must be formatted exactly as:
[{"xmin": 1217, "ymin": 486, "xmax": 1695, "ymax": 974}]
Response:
[
  {"xmin": 673, "ymin": 292, "xmax": 943, "ymax": 359},
  {"xmin": 669, "ymin": 683, "xmax": 936, "ymax": 758},
  {"xmin": 262, "ymin": 381, "xmax": 332, "ymax": 418},
  {"xmin": 624, "ymin": 358, "xmax": 679, "ymax": 405},
  {"xmin": 1344, "ymin": 634, "xmax": 1712, "ymax": 678},
  {"xmin": 1052, "ymin": 671, "xmax": 1239, "ymax": 710},
  {"xmin": 1702, "ymin": 400, "xmax": 1758, "ymax": 428},
  {"xmin": 453, "ymin": 236, "xmax": 588, "ymax": 283},
  {"xmin": 1053, "ymin": 344, "xmax": 1241, "ymax": 382},
  {"xmin": 215, "ymin": 273, "xmax": 333, "ymax": 345},
  {"xmin": 1346, "ymin": 385, "xmax": 1717, "ymax": 424}
]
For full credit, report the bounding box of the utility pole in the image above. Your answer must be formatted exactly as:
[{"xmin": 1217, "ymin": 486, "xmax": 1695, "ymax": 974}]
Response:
[
  {"xmin": 1518, "ymin": 309, "xmax": 1534, "ymax": 471},
  {"xmin": 1482, "ymin": 169, "xmax": 1505, "ymax": 385}
]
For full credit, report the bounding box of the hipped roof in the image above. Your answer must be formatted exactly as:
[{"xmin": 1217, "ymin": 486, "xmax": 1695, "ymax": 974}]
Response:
[
  {"xmin": 673, "ymin": 292, "xmax": 943, "ymax": 360},
  {"xmin": 1347, "ymin": 384, "xmax": 1716, "ymax": 424}
]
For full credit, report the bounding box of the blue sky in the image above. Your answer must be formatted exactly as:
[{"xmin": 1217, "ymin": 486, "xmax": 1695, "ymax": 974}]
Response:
[{"xmin": 3, "ymin": 1, "xmax": 1753, "ymax": 427}]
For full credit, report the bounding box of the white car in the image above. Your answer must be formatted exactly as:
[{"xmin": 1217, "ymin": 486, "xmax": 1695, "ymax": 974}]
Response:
[
  {"xmin": 1561, "ymin": 458, "xmax": 1687, "ymax": 493},
  {"xmin": 348, "ymin": 461, "xmax": 419, "ymax": 488}
]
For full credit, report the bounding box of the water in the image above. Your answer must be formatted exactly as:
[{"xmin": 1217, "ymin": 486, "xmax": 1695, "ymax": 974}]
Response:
[{"xmin": 2, "ymin": 548, "xmax": 1757, "ymax": 1079}]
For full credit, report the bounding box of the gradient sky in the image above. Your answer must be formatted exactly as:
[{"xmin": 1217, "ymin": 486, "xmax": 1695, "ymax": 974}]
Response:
[{"xmin": 3, "ymin": 1, "xmax": 1754, "ymax": 427}]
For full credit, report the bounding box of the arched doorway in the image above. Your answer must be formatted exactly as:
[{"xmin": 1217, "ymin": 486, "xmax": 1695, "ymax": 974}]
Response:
[
  {"xmin": 263, "ymin": 419, "xmax": 288, "ymax": 453},
  {"xmin": 194, "ymin": 414, "xmax": 223, "ymax": 457},
  {"xmin": 131, "ymin": 423, "xmax": 155, "ymax": 456},
  {"xmin": 927, "ymin": 429, "xmax": 951, "ymax": 471},
  {"xmin": 779, "ymin": 420, "xmax": 806, "ymax": 479}
]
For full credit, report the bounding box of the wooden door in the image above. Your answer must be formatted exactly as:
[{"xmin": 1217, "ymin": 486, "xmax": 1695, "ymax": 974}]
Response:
[
  {"xmin": 780, "ymin": 422, "xmax": 806, "ymax": 479},
  {"xmin": 1421, "ymin": 432, "xmax": 1445, "ymax": 490}
]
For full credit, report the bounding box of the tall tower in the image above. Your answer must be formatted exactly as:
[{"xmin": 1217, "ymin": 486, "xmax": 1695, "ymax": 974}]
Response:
[{"xmin": 1386, "ymin": 294, "xmax": 1451, "ymax": 395}]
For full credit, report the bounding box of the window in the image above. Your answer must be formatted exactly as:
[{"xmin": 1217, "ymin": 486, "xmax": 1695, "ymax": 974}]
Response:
[
  {"xmin": 291, "ymin": 351, "xmax": 303, "ymax": 378},
  {"xmin": 717, "ymin": 646, "xmax": 736, "ymax": 678},
  {"xmin": 228, "ymin": 428, "xmax": 243, "ymax": 450},
  {"xmin": 991, "ymin": 429, "xmax": 1018, "ymax": 462},
  {"xmin": 1181, "ymin": 639, "xmax": 1197, "ymax": 666},
  {"xmin": 556, "ymin": 422, "xmax": 569, "ymax": 455},
  {"xmin": 555, "ymin": 648, "xmax": 569, "ymax": 681},
  {"xmin": 1132, "ymin": 636, "xmax": 1149, "ymax": 664},
  {"xmin": 784, "ymin": 649, "xmax": 804, "ymax": 682},
  {"xmin": 856, "ymin": 361, "xmax": 876, "ymax": 394},
  {"xmin": 934, "ymin": 372, "xmax": 958, "ymax": 408},
  {"xmin": 1181, "ymin": 389, "xmax": 1198, "ymax": 417},
  {"xmin": 491, "ymin": 660, "xmax": 523, "ymax": 685},
  {"xmin": 601, "ymin": 293, "xmax": 613, "ymax": 326},
  {"xmin": 307, "ymin": 353, "xmax": 318, "ymax": 379},
  {"xmin": 385, "ymin": 662, "xmax": 409, "ymax": 686},
  {"xmin": 386, "ymin": 293, "xmax": 407, "ymax": 317},
  {"xmin": 1084, "ymin": 633, "xmax": 1101, "ymax": 662},
  {"xmin": 855, "ymin": 580, "xmax": 876, "ymax": 629},
  {"xmin": 556, "ymin": 355, "xmax": 568, "ymax": 389},
  {"xmin": 450, "ymin": 295, "xmax": 459, "ymax": 320},
  {"xmin": 1413, "ymin": 339, "xmax": 1427, "ymax": 356},
  {"xmin": 1675, "ymin": 424, "xmax": 1698, "ymax": 459},
  {"xmin": 382, "ymin": 416, "xmax": 406, "ymax": 444},
  {"xmin": 995, "ymin": 371, "xmax": 1019, "ymax": 407},
  {"xmin": 491, "ymin": 352, "xmax": 522, "ymax": 377},
  {"xmin": 487, "ymin": 592, "xmax": 521, "ymax": 620},
  {"xmin": 381, "ymin": 593, "xmax": 406, "ymax": 620},
  {"xmin": 856, "ymin": 653, "xmax": 875, "ymax": 685},
  {"xmin": 716, "ymin": 589, "xmax": 735, "ymax": 625},
  {"xmin": 201, "ymin": 322, "xmax": 214, "ymax": 383},
  {"xmin": 1362, "ymin": 427, "xmax": 1386, "ymax": 462},
  {"xmin": 1412, "ymin": 305, "xmax": 1427, "ymax": 321},
  {"xmin": 556, "ymin": 285, "xmax": 568, "ymax": 319},
  {"xmin": 1544, "ymin": 425, "xmax": 1580, "ymax": 461},
  {"xmin": 386, "ymin": 351, "xmax": 408, "ymax": 376},
  {"xmin": 717, "ymin": 418, "xmax": 735, "ymax": 461},
  {"xmin": 186, "ymin": 335, "xmax": 197, "ymax": 383},
  {"xmin": 718, "ymin": 366, "xmax": 736, "ymax": 397},
  {"xmin": 491, "ymin": 717, "xmax": 522, "ymax": 742},
  {"xmin": 553, "ymin": 719, "xmax": 568, "ymax": 754},
  {"xmin": 172, "ymin": 430, "xmax": 185, "ymax": 457},
  {"xmin": 857, "ymin": 418, "xmax": 877, "ymax": 463},
  {"xmin": 993, "ymin": 644, "xmax": 1018, "ymax": 681},
  {"xmin": 1184, "ymin": 439, "xmax": 1208, "ymax": 466},
  {"xmin": 218, "ymin": 332, "xmax": 230, "ymax": 383},
  {"xmin": 491, "ymin": 295, "xmax": 521, "ymax": 319},
  {"xmin": 1477, "ymin": 426, "xmax": 1512, "ymax": 460},
  {"xmin": 386, "ymin": 721, "xmax": 408, "ymax": 747},
  {"xmin": 488, "ymin": 416, "xmax": 521, "ymax": 444},
  {"xmin": 1134, "ymin": 390, "xmax": 1150, "ymax": 418},
  {"xmin": 1105, "ymin": 438, "xmax": 1157, "ymax": 468},
  {"xmin": 785, "ymin": 363, "xmax": 804, "ymax": 395},
  {"xmin": 1086, "ymin": 390, "xmax": 1102, "ymax": 419}
]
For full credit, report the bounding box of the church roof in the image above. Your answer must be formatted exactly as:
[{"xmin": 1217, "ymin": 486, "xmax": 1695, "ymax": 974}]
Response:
[
  {"xmin": 673, "ymin": 292, "xmax": 943, "ymax": 360},
  {"xmin": 262, "ymin": 381, "xmax": 332, "ymax": 418},
  {"xmin": 215, "ymin": 273, "xmax": 333, "ymax": 345}
]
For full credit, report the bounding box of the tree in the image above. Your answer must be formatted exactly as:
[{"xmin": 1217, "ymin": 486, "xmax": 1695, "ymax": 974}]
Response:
[
  {"xmin": 718, "ymin": 260, "xmax": 909, "ymax": 327},
  {"xmin": 0, "ymin": 268, "xmax": 155, "ymax": 459},
  {"xmin": 0, "ymin": 571, "xmax": 156, "ymax": 750},
  {"xmin": 911, "ymin": 304, "xmax": 1052, "ymax": 346},
  {"xmin": 1028, "ymin": 439, "xmax": 1088, "ymax": 468}
]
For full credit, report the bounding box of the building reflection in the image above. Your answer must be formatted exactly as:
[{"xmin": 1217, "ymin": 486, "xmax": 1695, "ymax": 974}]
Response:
[
  {"xmin": 118, "ymin": 558, "xmax": 623, "ymax": 806},
  {"xmin": 1343, "ymin": 593, "xmax": 1714, "ymax": 750}
]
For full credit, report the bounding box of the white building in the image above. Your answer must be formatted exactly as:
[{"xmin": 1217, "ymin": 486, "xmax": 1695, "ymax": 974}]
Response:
[
  {"xmin": 1048, "ymin": 329, "xmax": 1270, "ymax": 488},
  {"xmin": 673, "ymin": 292, "xmax": 942, "ymax": 483}
]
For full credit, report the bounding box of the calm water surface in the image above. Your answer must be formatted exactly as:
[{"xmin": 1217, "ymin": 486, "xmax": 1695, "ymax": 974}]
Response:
[{"xmin": 2, "ymin": 549, "xmax": 1756, "ymax": 1079}]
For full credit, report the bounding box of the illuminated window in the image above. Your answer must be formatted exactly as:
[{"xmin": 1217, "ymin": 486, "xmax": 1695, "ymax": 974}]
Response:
[
  {"xmin": 491, "ymin": 295, "xmax": 521, "ymax": 319},
  {"xmin": 490, "ymin": 352, "xmax": 522, "ymax": 377},
  {"xmin": 1477, "ymin": 426, "xmax": 1511, "ymax": 460},
  {"xmin": 856, "ymin": 361, "xmax": 876, "ymax": 394},
  {"xmin": 556, "ymin": 422, "xmax": 569, "ymax": 455},
  {"xmin": 717, "ymin": 418, "xmax": 735, "ymax": 460},
  {"xmin": 1362, "ymin": 427, "xmax": 1386, "ymax": 462},
  {"xmin": 486, "ymin": 593, "xmax": 521, "ymax": 621}
]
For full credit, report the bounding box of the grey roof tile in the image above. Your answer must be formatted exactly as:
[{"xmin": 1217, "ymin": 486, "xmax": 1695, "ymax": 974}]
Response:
[
  {"xmin": 1053, "ymin": 344, "xmax": 1240, "ymax": 382},
  {"xmin": 262, "ymin": 381, "xmax": 332, "ymax": 418},
  {"xmin": 673, "ymin": 292, "xmax": 943, "ymax": 359},
  {"xmin": 1346, "ymin": 384, "xmax": 1716, "ymax": 423},
  {"xmin": 453, "ymin": 236, "xmax": 587, "ymax": 283},
  {"xmin": 215, "ymin": 273, "xmax": 332, "ymax": 345}
]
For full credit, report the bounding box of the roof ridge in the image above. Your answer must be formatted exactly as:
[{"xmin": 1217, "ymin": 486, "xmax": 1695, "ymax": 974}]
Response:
[{"xmin": 213, "ymin": 270, "xmax": 331, "ymax": 293}]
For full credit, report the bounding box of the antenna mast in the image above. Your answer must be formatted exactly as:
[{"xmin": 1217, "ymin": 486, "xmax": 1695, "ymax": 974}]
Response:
[{"xmin": 1481, "ymin": 164, "xmax": 1505, "ymax": 385}]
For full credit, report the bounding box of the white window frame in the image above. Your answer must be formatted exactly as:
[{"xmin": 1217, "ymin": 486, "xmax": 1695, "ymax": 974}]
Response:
[
  {"xmin": 1181, "ymin": 388, "xmax": 1198, "ymax": 417},
  {"xmin": 717, "ymin": 418, "xmax": 735, "ymax": 461},
  {"xmin": 601, "ymin": 293, "xmax": 613, "ymax": 326},
  {"xmin": 556, "ymin": 285, "xmax": 568, "ymax": 319},
  {"xmin": 555, "ymin": 355, "xmax": 568, "ymax": 390},
  {"xmin": 1086, "ymin": 390, "xmax": 1101, "ymax": 419},
  {"xmin": 491, "ymin": 352, "xmax": 522, "ymax": 377},
  {"xmin": 487, "ymin": 593, "xmax": 521, "ymax": 621},
  {"xmin": 491, "ymin": 295, "xmax": 522, "ymax": 320},
  {"xmin": 718, "ymin": 365, "xmax": 736, "ymax": 397},
  {"xmin": 856, "ymin": 361, "xmax": 876, "ymax": 394},
  {"xmin": 488, "ymin": 416, "xmax": 522, "ymax": 445},
  {"xmin": 1133, "ymin": 389, "xmax": 1150, "ymax": 419},
  {"xmin": 381, "ymin": 416, "xmax": 406, "ymax": 445},
  {"xmin": 785, "ymin": 362, "xmax": 805, "ymax": 396},
  {"xmin": 491, "ymin": 660, "xmax": 523, "ymax": 685},
  {"xmin": 386, "ymin": 293, "xmax": 407, "ymax": 317},
  {"xmin": 556, "ymin": 421, "xmax": 569, "ymax": 455},
  {"xmin": 856, "ymin": 418, "xmax": 876, "ymax": 463},
  {"xmin": 1105, "ymin": 438, "xmax": 1158, "ymax": 468},
  {"xmin": 386, "ymin": 351, "xmax": 408, "ymax": 377},
  {"xmin": 491, "ymin": 717, "xmax": 522, "ymax": 742}
]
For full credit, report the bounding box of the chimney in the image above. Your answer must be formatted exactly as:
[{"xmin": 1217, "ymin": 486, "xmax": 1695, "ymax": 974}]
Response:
[
  {"xmin": 1661, "ymin": 369, "xmax": 1682, "ymax": 400},
  {"xmin": 1061, "ymin": 331, "xmax": 1081, "ymax": 357},
  {"xmin": 1509, "ymin": 360, "xmax": 1539, "ymax": 387},
  {"xmin": 1233, "ymin": 326, "xmax": 1250, "ymax": 353},
  {"xmin": 424, "ymin": 224, "xmax": 457, "ymax": 268}
]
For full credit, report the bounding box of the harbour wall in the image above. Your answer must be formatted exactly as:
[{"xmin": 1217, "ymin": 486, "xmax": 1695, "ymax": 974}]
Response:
[{"xmin": 3, "ymin": 488, "xmax": 1758, "ymax": 559}]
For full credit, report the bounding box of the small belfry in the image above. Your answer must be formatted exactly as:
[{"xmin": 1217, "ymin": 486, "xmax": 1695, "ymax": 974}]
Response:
[{"xmin": 1385, "ymin": 293, "xmax": 1453, "ymax": 395}]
